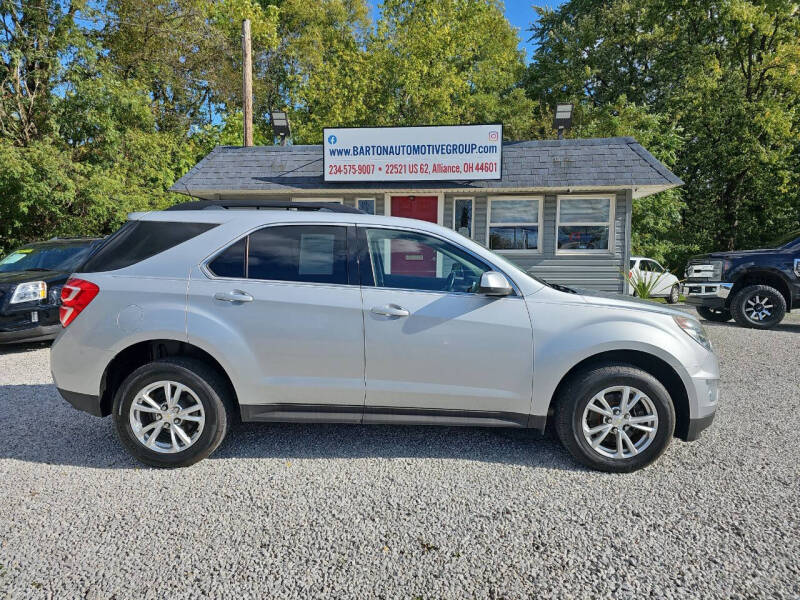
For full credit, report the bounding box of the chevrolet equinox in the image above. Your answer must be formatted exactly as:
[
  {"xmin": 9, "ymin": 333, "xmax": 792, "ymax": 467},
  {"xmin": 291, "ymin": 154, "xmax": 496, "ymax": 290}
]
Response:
[{"xmin": 51, "ymin": 201, "xmax": 719, "ymax": 472}]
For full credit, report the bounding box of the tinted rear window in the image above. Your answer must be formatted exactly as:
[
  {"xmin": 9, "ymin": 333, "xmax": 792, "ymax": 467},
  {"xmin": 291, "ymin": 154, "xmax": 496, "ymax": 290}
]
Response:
[
  {"xmin": 80, "ymin": 221, "xmax": 216, "ymax": 272},
  {"xmin": 207, "ymin": 225, "xmax": 348, "ymax": 285},
  {"xmin": 248, "ymin": 225, "xmax": 347, "ymax": 284}
]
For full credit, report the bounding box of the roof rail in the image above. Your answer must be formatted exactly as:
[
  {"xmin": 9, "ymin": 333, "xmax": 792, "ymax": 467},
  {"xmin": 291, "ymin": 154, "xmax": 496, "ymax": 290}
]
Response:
[{"xmin": 165, "ymin": 199, "xmax": 364, "ymax": 214}]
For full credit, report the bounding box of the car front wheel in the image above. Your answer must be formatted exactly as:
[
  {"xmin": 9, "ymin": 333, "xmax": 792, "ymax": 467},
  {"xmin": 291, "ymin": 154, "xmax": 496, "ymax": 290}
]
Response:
[
  {"xmin": 730, "ymin": 284, "xmax": 786, "ymax": 330},
  {"xmin": 112, "ymin": 357, "xmax": 234, "ymax": 468},
  {"xmin": 555, "ymin": 364, "xmax": 676, "ymax": 473}
]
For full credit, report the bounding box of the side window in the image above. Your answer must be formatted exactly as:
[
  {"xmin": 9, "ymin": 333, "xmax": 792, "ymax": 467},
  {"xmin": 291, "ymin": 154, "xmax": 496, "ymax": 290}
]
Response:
[
  {"xmin": 80, "ymin": 221, "xmax": 217, "ymax": 273},
  {"xmin": 364, "ymin": 228, "xmax": 491, "ymax": 293},
  {"xmin": 248, "ymin": 225, "xmax": 348, "ymax": 285},
  {"xmin": 639, "ymin": 260, "xmax": 652, "ymax": 272},
  {"xmin": 208, "ymin": 237, "xmax": 246, "ymax": 278}
]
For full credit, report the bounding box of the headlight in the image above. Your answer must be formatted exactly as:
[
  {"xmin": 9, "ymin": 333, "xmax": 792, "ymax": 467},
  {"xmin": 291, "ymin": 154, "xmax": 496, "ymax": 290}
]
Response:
[
  {"xmin": 674, "ymin": 315, "xmax": 712, "ymax": 351},
  {"xmin": 10, "ymin": 281, "xmax": 47, "ymax": 304}
]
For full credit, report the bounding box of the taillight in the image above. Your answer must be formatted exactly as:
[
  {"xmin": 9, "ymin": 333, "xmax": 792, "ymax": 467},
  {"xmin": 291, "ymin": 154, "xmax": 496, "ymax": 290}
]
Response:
[{"xmin": 60, "ymin": 278, "xmax": 99, "ymax": 327}]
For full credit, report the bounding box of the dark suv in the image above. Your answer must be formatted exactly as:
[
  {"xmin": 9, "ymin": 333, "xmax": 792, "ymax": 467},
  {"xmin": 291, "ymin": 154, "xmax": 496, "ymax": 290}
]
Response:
[
  {"xmin": 683, "ymin": 229, "xmax": 800, "ymax": 329},
  {"xmin": 0, "ymin": 237, "xmax": 101, "ymax": 344}
]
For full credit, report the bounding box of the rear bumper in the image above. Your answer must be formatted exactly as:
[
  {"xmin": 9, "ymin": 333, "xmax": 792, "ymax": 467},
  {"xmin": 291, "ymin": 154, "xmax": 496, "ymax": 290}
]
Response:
[
  {"xmin": 0, "ymin": 323, "xmax": 61, "ymax": 344},
  {"xmin": 57, "ymin": 388, "xmax": 106, "ymax": 417}
]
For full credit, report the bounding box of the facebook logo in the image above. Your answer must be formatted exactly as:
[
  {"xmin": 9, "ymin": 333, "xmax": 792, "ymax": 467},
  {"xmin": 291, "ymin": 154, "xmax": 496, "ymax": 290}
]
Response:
[{"xmin": 327, "ymin": 135, "xmax": 337, "ymax": 145}]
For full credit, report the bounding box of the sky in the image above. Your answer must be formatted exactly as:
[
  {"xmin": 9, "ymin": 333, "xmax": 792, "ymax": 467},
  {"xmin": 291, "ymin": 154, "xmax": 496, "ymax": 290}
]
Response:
[{"xmin": 365, "ymin": 1, "xmax": 565, "ymax": 63}]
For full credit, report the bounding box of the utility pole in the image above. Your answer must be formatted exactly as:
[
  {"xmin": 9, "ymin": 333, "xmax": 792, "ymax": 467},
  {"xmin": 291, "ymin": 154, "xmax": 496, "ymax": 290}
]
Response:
[{"xmin": 242, "ymin": 19, "xmax": 253, "ymax": 147}]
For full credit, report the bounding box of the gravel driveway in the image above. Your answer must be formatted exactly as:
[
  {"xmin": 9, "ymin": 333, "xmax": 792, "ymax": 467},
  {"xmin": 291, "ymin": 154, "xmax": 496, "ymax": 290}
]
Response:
[{"xmin": 1, "ymin": 309, "xmax": 798, "ymax": 599}]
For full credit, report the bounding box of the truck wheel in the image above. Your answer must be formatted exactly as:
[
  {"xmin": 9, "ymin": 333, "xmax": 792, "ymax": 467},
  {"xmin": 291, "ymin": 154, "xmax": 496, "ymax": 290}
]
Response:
[
  {"xmin": 666, "ymin": 285, "xmax": 680, "ymax": 304},
  {"xmin": 696, "ymin": 306, "xmax": 732, "ymax": 322},
  {"xmin": 112, "ymin": 357, "xmax": 234, "ymax": 468},
  {"xmin": 554, "ymin": 363, "xmax": 675, "ymax": 473},
  {"xmin": 730, "ymin": 284, "xmax": 786, "ymax": 330}
]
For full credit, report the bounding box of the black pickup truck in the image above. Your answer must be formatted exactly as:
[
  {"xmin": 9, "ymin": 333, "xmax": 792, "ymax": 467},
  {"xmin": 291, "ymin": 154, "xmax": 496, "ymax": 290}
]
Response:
[{"xmin": 683, "ymin": 229, "xmax": 800, "ymax": 329}]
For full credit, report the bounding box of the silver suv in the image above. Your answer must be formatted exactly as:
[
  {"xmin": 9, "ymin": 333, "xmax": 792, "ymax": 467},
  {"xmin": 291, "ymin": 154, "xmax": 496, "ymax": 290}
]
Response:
[{"xmin": 51, "ymin": 203, "xmax": 719, "ymax": 472}]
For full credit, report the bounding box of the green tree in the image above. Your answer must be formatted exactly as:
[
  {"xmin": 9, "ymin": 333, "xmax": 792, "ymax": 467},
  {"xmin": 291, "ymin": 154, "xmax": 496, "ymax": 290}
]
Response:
[
  {"xmin": 103, "ymin": 0, "xmax": 279, "ymax": 132},
  {"xmin": 527, "ymin": 0, "xmax": 800, "ymax": 254},
  {"xmin": 366, "ymin": 0, "xmax": 536, "ymax": 139},
  {"xmin": 277, "ymin": 0, "xmax": 372, "ymax": 143},
  {"xmin": 0, "ymin": 0, "xmax": 85, "ymax": 145}
]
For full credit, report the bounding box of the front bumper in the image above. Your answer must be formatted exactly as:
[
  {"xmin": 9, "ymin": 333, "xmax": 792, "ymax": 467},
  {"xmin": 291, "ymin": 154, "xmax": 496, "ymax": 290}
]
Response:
[
  {"xmin": 685, "ymin": 411, "xmax": 716, "ymax": 441},
  {"xmin": 682, "ymin": 282, "xmax": 732, "ymax": 308},
  {"xmin": 0, "ymin": 323, "xmax": 61, "ymax": 344},
  {"xmin": 58, "ymin": 388, "xmax": 106, "ymax": 417}
]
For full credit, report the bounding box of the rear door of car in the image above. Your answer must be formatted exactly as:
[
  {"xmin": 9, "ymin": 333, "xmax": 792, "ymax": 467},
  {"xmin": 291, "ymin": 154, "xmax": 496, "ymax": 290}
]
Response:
[
  {"xmin": 357, "ymin": 225, "xmax": 534, "ymax": 425},
  {"xmin": 187, "ymin": 223, "xmax": 365, "ymax": 422}
]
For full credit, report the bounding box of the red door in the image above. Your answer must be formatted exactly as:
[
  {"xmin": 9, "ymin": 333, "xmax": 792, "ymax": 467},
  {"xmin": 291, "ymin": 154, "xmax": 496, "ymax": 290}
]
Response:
[{"xmin": 390, "ymin": 196, "xmax": 439, "ymax": 275}]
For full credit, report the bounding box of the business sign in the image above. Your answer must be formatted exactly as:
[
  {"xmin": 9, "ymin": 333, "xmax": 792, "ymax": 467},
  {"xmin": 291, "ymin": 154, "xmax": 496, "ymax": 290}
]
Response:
[{"xmin": 323, "ymin": 124, "xmax": 502, "ymax": 182}]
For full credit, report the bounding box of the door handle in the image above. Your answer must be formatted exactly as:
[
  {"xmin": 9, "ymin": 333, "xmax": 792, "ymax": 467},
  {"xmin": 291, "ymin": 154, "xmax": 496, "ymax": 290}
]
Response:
[
  {"xmin": 370, "ymin": 304, "xmax": 410, "ymax": 317},
  {"xmin": 214, "ymin": 290, "xmax": 253, "ymax": 303}
]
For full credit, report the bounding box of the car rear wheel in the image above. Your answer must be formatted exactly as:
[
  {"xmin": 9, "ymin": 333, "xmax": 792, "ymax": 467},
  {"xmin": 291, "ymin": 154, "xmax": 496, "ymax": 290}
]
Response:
[
  {"xmin": 554, "ymin": 364, "xmax": 675, "ymax": 473},
  {"xmin": 730, "ymin": 284, "xmax": 786, "ymax": 330},
  {"xmin": 112, "ymin": 357, "xmax": 234, "ymax": 468},
  {"xmin": 666, "ymin": 284, "xmax": 680, "ymax": 304},
  {"xmin": 696, "ymin": 306, "xmax": 732, "ymax": 322}
]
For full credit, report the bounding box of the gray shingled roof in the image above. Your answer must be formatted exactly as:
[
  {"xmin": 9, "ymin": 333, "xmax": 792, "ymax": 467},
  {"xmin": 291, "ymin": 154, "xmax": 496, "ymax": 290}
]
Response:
[{"xmin": 170, "ymin": 136, "xmax": 682, "ymax": 196}]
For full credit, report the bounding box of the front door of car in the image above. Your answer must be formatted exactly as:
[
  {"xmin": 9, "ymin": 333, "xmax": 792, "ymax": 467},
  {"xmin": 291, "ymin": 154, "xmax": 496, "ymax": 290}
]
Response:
[
  {"xmin": 358, "ymin": 226, "xmax": 534, "ymax": 425},
  {"xmin": 187, "ymin": 224, "xmax": 365, "ymax": 422},
  {"xmin": 646, "ymin": 260, "xmax": 673, "ymax": 295}
]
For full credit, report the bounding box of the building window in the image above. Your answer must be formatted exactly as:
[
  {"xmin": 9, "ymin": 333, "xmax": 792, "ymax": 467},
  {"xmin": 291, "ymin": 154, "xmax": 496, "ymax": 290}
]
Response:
[
  {"xmin": 357, "ymin": 198, "xmax": 376, "ymax": 214},
  {"xmin": 453, "ymin": 197, "xmax": 474, "ymax": 238},
  {"xmin": 556, "ymin": 196, "xmax": 613, "ymax": 253},
  {"xmin": 487, "ymin": 197, "xmax": 542, "ymax": 251}
]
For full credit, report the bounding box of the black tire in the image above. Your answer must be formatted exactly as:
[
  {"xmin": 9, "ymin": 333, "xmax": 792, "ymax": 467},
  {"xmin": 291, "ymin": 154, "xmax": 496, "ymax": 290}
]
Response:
[
  {"xmin": 554, "ymin": 363, "xmax": 676, "ymax": 473},
  {"xmin": 666, "ymin": 284, "xmax": 680, "ymax": 304},
  {"xmin": 696, "ymin": 306, "xmax": 732, "ymax": 322},
  {"xmin": 730, "ymin": 284, "xmax": 786, "ymax": 330},
  {"xmin": 112, "ymin": 357, "xmax": 235, "ymax": 468}
]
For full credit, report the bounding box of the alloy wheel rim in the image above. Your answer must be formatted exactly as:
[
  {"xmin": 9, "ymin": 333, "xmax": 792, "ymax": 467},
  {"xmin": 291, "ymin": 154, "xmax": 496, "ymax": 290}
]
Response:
[
  {"xmin": 129, "ymin": 380, "xmax": 205, "ymax": 454},
  {"xmin": 744, "ymin": 295, "xmax": 773, "ymax": 321},
  {"xmin": 581, "ymin": 386, "xmax": 659, "ymax": 459}
]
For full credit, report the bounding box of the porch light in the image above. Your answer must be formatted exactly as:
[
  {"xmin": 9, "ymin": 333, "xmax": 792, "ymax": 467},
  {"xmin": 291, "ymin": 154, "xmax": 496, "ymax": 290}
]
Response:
[
  {"xmin": 271, "ymin": 110, "xmax": 291, "ymax": 144},
  {"xmin": 554, "ymin": 103, "xmax": 573, "ymax": 139}
]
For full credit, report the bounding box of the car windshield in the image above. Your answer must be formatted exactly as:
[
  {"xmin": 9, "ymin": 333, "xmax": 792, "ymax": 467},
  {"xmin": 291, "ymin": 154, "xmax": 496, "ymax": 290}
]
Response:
[
  {"xmin": 766, "ymin": 228, "xmax": 800, "ymax": 248},
  {"xmin": 0, "ymin": 244, "xmax": 94, "ymax": 273}
]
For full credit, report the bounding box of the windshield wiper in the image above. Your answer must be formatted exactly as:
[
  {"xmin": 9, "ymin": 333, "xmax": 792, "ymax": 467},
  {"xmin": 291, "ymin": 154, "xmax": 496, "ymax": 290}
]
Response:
[{"xmin": 548, "ymin": 282, "xmax": 578, "ymax": 294}]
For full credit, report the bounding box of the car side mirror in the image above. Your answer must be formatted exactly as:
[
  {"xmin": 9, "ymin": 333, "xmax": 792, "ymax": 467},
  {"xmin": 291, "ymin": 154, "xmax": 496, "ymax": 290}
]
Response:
[{"xmin": 479, "ymin": 271, "xmax": 513, "ymax": 296}]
